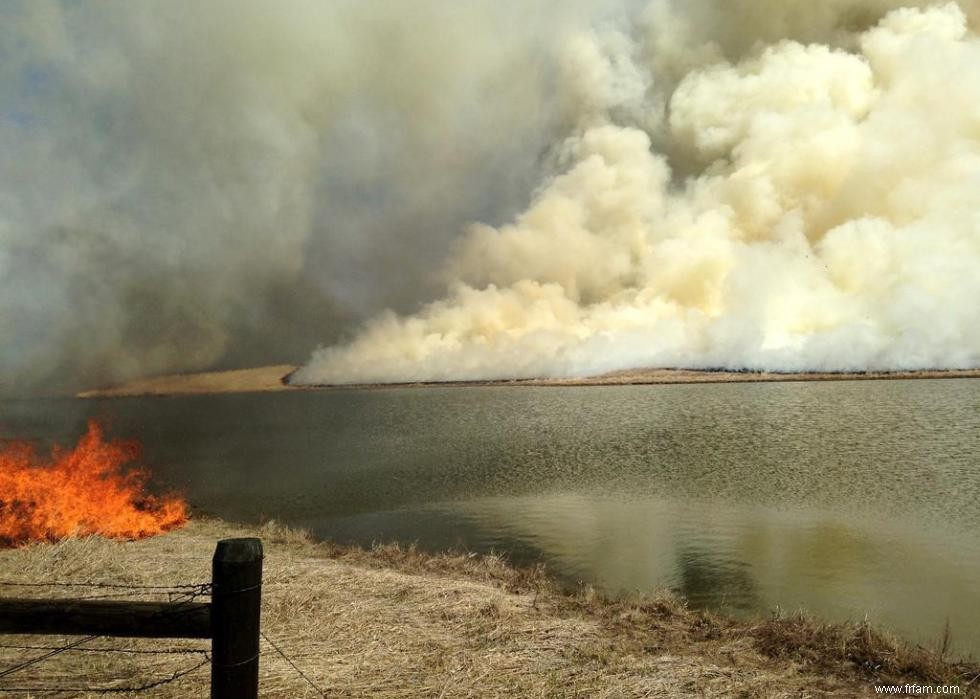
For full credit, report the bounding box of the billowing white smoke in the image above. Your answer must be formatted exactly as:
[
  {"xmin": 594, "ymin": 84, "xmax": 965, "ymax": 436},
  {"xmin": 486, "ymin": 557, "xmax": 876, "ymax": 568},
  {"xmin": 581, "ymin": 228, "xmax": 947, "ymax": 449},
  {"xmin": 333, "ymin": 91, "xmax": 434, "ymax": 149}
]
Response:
[{"xmin": 294, "ymin": 2, "xmax": 980, "ymax": 384}]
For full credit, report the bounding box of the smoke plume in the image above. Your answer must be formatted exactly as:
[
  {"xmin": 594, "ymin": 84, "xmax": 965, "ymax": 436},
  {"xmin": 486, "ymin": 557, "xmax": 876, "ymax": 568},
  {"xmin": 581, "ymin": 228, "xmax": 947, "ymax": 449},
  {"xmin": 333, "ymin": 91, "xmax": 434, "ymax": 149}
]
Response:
[
  {"xmin": 4, "ymin": 2, "xmax": 979, "ymax": 394},
  {"xmin": 1, "ymin": 0, "xmax": 610, "ymax": 395},
  {"xmin": 294, "ymin": 1, "xmax": 980, "ymax": 384}
]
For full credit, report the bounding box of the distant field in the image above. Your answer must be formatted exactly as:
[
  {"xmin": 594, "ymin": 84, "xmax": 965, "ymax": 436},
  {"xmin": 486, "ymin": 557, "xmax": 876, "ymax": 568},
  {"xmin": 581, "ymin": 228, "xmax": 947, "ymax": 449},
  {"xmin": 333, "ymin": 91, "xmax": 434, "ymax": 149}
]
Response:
[
  {"xmin": 76, "ymin": 365, "xmax": 298, "ymax": 398},
  {"xmin": 77, "ymin": 365, "xmax": 980, "ymax": 398}
]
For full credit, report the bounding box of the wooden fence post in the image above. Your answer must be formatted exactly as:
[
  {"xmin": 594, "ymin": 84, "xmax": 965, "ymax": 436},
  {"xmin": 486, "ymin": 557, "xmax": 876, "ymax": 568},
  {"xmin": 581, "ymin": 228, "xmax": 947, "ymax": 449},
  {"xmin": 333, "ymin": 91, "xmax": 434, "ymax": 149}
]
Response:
[{"xmin": 210, "ymin": 537, "xmax": 263, "ymax": 699}]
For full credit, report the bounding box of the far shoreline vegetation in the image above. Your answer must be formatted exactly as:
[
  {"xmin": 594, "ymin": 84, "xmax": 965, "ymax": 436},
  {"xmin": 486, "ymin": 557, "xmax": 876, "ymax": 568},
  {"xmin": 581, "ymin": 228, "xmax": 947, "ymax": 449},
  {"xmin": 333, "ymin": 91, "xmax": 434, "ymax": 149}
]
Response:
[
  {"xmin": 75, "ymin": 364, "xmax": 980, "ymax": 398},
  {"xmin": 1, "ymin": 517, "xmax": 977, "ymax": 696}
]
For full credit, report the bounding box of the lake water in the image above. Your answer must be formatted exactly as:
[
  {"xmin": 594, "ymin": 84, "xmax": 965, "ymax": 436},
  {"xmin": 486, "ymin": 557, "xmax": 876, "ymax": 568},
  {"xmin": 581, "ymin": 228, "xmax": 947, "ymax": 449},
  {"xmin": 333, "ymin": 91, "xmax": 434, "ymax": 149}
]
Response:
[{"xmin": 2, "ymin": 379, "xmax": 979, "ymax": 656}]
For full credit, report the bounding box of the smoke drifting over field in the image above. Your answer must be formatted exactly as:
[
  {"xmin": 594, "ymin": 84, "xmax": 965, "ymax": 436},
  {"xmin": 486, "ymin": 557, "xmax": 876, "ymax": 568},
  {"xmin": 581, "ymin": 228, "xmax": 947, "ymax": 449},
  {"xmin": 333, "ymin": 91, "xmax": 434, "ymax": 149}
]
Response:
[
  {"xmin": 1, "ymin": 0, "xmax": 602, "ymax": 394},
  {"xmin": 296, "ymin": 1, "xmax": 980, "ymax": 384},
  {"xmin": 3, "ymin": 2, "xmax": 979, "ymax": 393}
]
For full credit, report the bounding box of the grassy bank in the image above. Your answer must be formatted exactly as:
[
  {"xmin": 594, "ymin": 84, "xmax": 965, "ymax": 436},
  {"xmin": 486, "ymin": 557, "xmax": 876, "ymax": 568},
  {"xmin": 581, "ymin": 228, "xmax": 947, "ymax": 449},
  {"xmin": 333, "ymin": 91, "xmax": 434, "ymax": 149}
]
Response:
[{"xmin": 0, "ymin": 519, "xmax": 976, "ymax": 697}]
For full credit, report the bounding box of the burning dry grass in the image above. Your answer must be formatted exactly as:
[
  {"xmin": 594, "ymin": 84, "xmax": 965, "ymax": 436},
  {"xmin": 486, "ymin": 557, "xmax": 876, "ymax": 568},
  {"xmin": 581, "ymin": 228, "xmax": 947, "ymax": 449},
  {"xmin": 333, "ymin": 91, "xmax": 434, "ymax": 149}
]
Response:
[
  {"xmin": 0, "ymin": 421, "xmax": 187, "ymax": 546},
  {"xmin": 0, "ymin": 518, "xmax": 976, "ymax": 697}
]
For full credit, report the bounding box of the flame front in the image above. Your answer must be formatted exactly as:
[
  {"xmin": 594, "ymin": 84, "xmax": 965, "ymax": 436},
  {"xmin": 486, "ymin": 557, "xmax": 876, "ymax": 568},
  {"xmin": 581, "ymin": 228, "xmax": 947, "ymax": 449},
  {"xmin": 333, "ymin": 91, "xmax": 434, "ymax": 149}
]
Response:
[{"xmin": 0, "ymin": 421, "xmax": 187, "ymax": 547}]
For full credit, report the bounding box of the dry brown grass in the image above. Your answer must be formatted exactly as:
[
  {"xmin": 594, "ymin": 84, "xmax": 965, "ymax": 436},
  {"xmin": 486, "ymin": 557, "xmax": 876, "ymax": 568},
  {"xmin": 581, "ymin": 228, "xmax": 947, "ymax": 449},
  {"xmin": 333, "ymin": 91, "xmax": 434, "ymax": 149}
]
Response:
[
  {"xmin": 76, "ymin": 365, "xmax": 980, "ymax": 398},
  {"xmin": 75, "ymin": 365, "xmax": 297, "ymax": 398},
  {"xmin": 0, "ymin": 518, "xmax": 976, "ymax": 697}
]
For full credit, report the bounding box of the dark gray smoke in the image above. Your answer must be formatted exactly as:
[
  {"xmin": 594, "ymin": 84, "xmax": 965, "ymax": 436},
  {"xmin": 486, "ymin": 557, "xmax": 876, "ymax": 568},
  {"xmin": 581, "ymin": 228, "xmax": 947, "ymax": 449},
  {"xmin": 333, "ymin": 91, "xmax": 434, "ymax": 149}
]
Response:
[{"xmin": 1, "ymin": 0, "xmax": 622, "ymax": 395}]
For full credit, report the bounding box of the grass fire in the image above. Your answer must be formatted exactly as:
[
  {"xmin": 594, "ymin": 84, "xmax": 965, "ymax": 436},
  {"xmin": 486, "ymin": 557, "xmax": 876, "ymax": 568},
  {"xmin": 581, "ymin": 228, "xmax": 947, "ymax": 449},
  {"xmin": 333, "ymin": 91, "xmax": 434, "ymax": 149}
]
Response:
[{"xmin": 0, "ymin": 421, "xmax": 187, "ymax": 547}]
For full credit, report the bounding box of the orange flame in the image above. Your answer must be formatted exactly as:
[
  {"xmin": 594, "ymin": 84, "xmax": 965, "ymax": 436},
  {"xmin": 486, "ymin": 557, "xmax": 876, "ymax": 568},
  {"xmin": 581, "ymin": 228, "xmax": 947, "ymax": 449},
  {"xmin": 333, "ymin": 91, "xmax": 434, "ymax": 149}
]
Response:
[{"xmin": 0, "ymin": 420, "xmax": 187, "ymax": 547}]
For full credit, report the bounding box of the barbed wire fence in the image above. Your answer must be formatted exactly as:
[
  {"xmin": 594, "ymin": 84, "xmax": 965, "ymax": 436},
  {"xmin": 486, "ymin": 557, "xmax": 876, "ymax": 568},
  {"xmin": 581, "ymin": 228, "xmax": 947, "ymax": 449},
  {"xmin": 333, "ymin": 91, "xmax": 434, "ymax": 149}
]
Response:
[{"xmin": 0, "ymin": 563, "xmax": 328, "ymax": 696}]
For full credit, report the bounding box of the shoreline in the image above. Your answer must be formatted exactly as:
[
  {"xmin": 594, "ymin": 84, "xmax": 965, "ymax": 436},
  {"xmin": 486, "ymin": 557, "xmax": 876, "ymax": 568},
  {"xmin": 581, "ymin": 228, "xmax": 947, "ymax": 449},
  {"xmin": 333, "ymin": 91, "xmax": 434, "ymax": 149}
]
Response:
[
  {"xmin": 1, "ymin": 517, "xmax": 975, "ymax": 696},
  {"xmin": 77, "ymin": 364, "xmax": 980, "ymax": 398}
]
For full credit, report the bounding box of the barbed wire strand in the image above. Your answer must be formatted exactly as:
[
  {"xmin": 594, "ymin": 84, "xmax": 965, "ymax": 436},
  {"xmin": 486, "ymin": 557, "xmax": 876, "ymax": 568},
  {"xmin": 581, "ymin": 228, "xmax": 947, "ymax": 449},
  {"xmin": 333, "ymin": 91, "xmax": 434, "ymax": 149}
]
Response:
[
  {"xmin": 9, "ymin": 583, "xmax": 212, "ymax": 603},
  {"xmin": 0, "ymin": 635, "xmax": 99, "ymax": 680},
  {"xmin": 0, "ymin": 580, "xmax": 209, "ymax": 591},
  {"xmin": 0, "ymin": 654, "xmax": 210, "ymax": 695},
  {"xmin": 0, "ymin": 643, "xmax": 208, "ymax": 655},
  {"xmin": 261, "ymin": 631, "xmax": 327, "ymax": 698},
  {"xmin": 165, "ymin": 585, "xmax": 212, "ymax": 604}
]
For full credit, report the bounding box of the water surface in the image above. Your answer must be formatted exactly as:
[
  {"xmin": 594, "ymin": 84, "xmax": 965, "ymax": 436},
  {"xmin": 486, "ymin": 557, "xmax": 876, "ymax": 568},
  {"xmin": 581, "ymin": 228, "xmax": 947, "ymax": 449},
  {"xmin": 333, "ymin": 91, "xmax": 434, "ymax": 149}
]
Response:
[{"xmin": 2, "ymin": 379, "xmax": 978, "ymax": 655}]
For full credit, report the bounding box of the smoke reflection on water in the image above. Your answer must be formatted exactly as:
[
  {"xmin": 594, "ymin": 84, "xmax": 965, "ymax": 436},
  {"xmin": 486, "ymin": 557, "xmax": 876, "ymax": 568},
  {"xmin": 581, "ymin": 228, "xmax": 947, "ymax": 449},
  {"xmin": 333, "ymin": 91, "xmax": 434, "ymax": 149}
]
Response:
[{"xmin": 2, "ymin": 379, "xmax": 979, "ymax": 654}]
